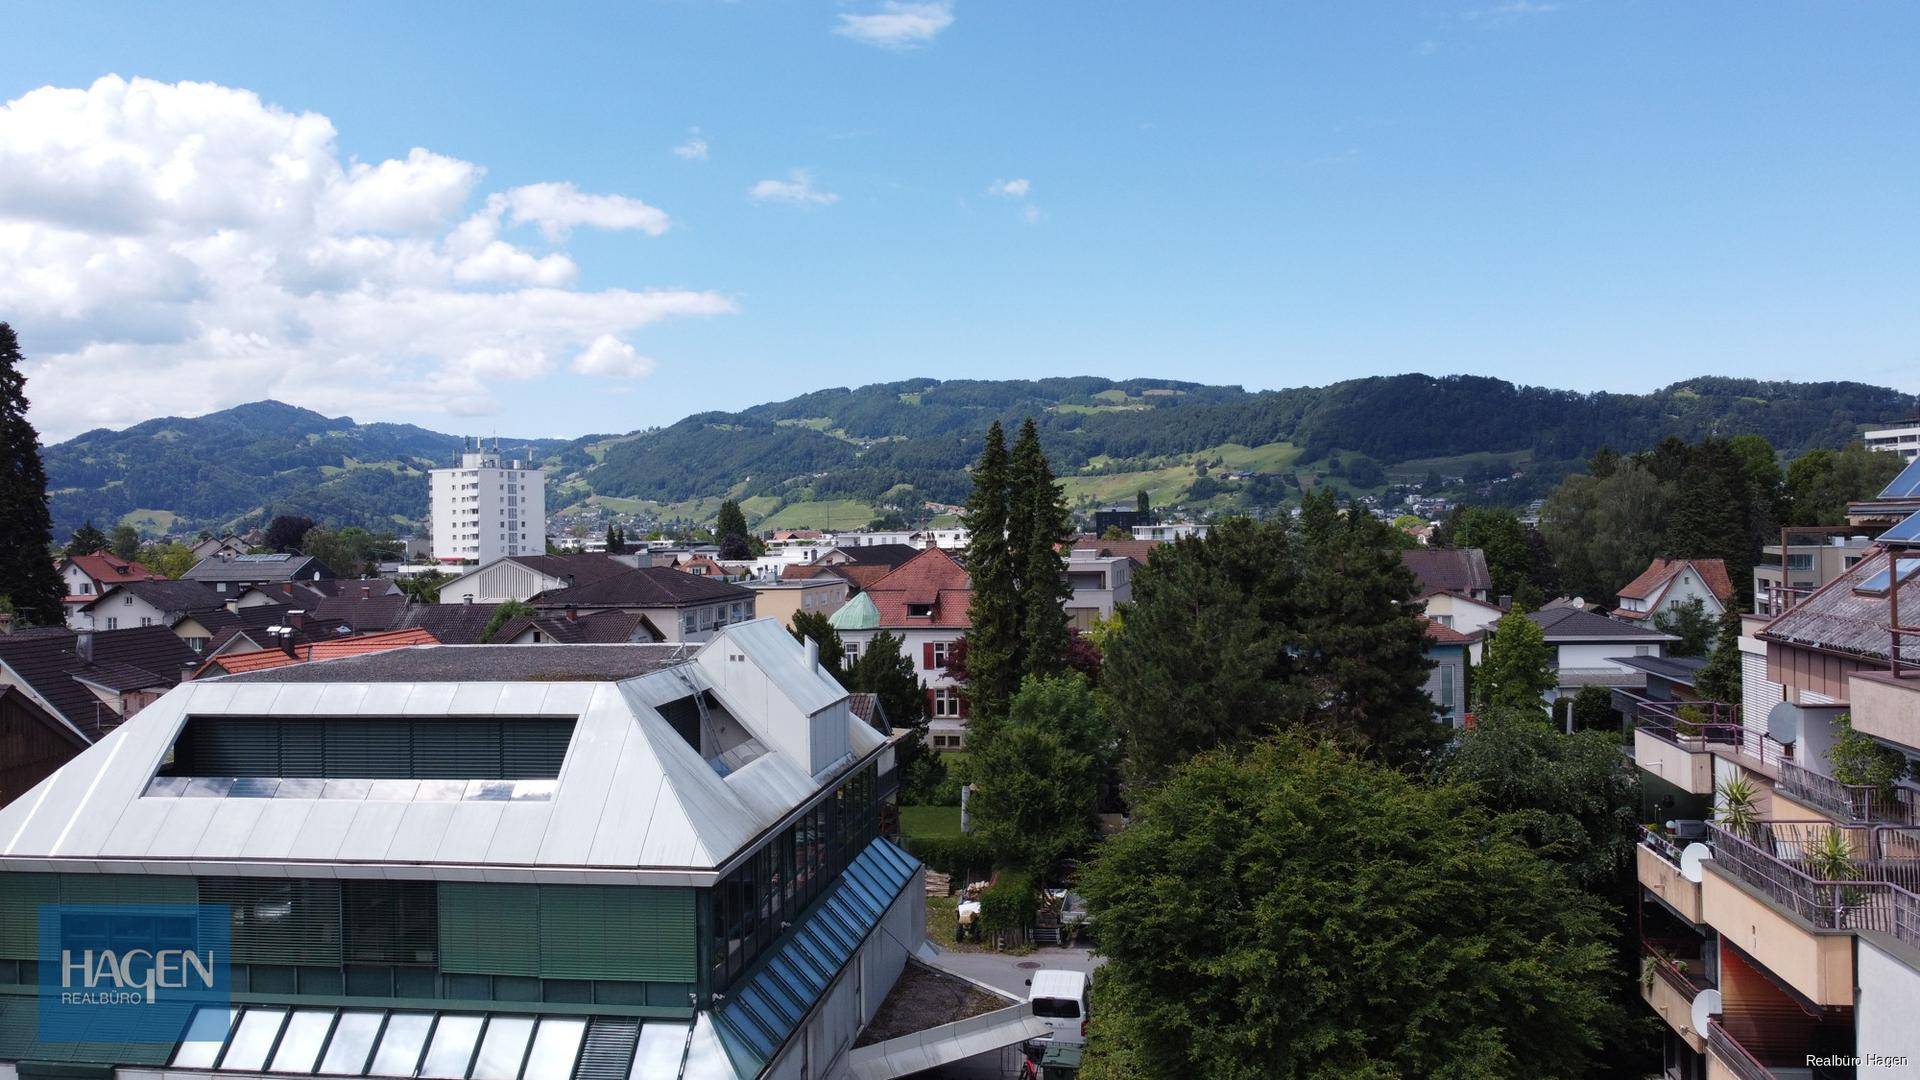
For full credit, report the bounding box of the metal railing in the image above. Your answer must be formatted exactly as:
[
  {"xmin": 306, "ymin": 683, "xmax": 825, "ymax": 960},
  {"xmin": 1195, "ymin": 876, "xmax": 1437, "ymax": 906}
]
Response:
[
  {"xmin": 1626, "ymin": 707, "xmax": 1795, "ymax": 771},
  {"xmin": 1775, "ymin": 760, "xmax": 1920, "ymax": 825},
  {"xmin": 1641, "ymin": 937, "xmax": 1711, "ymax": 999},
  {"xmin": 1706, "ymin": 821, "xmax": 1920, "ymax": 945},
  {"xmin": 1639, "ymin": 824, "xmax": 1684, "ymax": 867},
  {"xmin": 1615, "ymin": 689, "xmax": 1741, "ymax": 731},
  {"xmin": 1706, "ymin": 1021, "xmax": 1777, "ymax": 1080}
]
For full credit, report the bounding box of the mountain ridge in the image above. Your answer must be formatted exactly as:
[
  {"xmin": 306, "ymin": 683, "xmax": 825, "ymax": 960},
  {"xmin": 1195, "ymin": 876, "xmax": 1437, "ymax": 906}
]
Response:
[{"xmin": 42, "ymin": 373, "xmax": 1918, "ymax": 538}]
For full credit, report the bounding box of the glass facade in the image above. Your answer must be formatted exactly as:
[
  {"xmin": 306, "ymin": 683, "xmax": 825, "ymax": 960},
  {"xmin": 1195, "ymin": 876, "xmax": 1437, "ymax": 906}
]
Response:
[{"xmin": 708, "ymin": 763, "xmax": 878, "ymax": 991}]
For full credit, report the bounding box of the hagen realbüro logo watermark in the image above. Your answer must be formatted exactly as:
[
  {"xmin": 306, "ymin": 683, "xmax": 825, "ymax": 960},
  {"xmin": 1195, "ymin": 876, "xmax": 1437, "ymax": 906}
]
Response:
[{"xmin": 37, "ymin": 904, "xmax": 231, "ymax": 1044}]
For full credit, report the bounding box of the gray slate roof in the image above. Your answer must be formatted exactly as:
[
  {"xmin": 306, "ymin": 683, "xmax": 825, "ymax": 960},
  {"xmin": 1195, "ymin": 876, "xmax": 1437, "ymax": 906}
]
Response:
[
  {"xmin": 1760, "ymin": 547, "xmax": 1920, "ymax": 664},
  {"xmin": 183, "ymin": 553, "xmax": 335, "ymax": 584},
  {"xmin": 80, "ymin": 579, "xmax": 225, "ymax": 614},
  {"xmin": 1528, "ymin": 606, "xmax": 1677, "ymax": 642},
  {"xmin": 531, "ymin": 566, "xmax": 753, "ymax": 609}
]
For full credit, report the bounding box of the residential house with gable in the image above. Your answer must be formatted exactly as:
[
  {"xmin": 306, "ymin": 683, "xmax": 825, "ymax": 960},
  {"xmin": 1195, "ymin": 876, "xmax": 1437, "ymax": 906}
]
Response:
[
  {"xmin": 55, "ymin": 551, "xmax": 163, "ymax": 623},
  {"xmin": 70, "ymin": 579, "xmax": 225, "ymax": 632},
  {"xmin": 1526, "ymin": 606, "xmax": 1677, "ymax": 708},
  {"xmin": 1613, "ymin": 556, "xmax": 1734, "ymax": 624},
  {"xmin": 1402, "ymin": 547, "xmax": 1504, "ymax": 650},
  {"xmin": 829, "ymin": 547, "xmax": 972, "ymax": 749},
  {"xmin": 527, "ymin": 567, "xmax": 755, "ymax": 644},
  {"xmin": 181, "ymin": 552, "xmax": 336, "ymax": 594}
]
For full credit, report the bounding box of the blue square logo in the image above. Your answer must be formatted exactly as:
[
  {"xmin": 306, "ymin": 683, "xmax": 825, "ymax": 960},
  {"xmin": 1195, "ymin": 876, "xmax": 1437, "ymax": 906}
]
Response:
[{"xmin": 37, "ymin": 904, "xmax": 231, "ymax": 1045}]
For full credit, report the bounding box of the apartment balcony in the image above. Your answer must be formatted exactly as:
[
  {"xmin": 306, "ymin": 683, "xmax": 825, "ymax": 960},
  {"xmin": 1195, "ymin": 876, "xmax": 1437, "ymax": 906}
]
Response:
[
  {"xmin": 1698, "ymin": 821, "xmax": 1920, "ymax": 1006},
  {"xmin": 1639, "ymin": 826, "xmax": 1704, "ymax": 923},
  {"xmin": 1704, "ymin": 1021, "xmax": 1797, "ymax": 1080},
  {"xmin": 1624, "ymin": 695, "xmax": 1788, "ymax": 789},
  {"xmin": 1847, "ymin": 669, "xmax": 1920, "ymax": 753},
  {"xmin": 1773, "ymin": 759, "xmax": 1920, "ymax": 826},
  {"xmin": 1641, "ymin": 938, "xmax": 1713, "ymax": 1052}
]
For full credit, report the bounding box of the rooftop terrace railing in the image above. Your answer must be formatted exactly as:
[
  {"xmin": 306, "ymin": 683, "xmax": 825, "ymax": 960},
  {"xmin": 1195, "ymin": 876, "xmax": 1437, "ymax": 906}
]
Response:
[
  {"xmin": 1776, "ymin": 760, "xmax": 1920, "ymax": 826},
  {"xmin": 1621, "ymin": 699, "xmax": 1795, "ymax": 771},
  {"xmin": 1706, "ymin": 821, "xmax": 1920, "ymax": 946},
  {"xmin": 1639, "ymin": 824, "xmax": 1685, "ymax": 867}
]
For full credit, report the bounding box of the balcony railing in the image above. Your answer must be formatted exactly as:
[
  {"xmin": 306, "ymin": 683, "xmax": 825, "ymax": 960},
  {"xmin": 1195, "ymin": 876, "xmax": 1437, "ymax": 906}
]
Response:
[
  {"xmin": 1706, "ymin": 1021, "xmax": 1777, "ymax": 1080},
  {"xmin": 1706, "ymin": 821, "xmax": 1920, "ymax": 946},
  {"xmin": 1622, "ymin": 703, "xmax": 1795, "ymax": 771},
  {"xmin": 1639, "ymin": 824, "xmax": 1685, "ymax": 867},
  {"xmin": 1641, "ymin": 937, "xmax": 1712, "ymax": 1000},
  {"xmin": 1775, "ymin": 760, "xmax": 1920, "ymax": 825}
]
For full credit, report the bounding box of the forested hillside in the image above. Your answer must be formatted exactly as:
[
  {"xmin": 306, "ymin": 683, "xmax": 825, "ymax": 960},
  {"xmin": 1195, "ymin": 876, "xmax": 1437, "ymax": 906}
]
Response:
[
  {"xmin": 45, "ymin": 401, "xmax": 572, "ymax": 538},
  {"xmin": 42, "ymin": 374, "xmax": 1916, "ymax": 537}
]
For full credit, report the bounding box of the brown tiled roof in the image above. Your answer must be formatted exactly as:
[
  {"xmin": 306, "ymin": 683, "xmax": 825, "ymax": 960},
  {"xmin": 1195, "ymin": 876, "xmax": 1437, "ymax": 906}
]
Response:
[
  {"xmin": 61, "ymin": 553, "xmax": 163, "ymax": 587},
  {"xmin": 1401, "ymin": 549, "xmax": 1493, "ymax": 598},
  {"xmin": 1066, "ymin": 535, "xmax": 1162, "ymax": 564},
  {"xmin": 1528, "ymin": 606, "xmax": 1677, "ymax": 642},
  {"xmin": 1419, "ymin": 619, "xmax": 1482, "ymax": 644},
  {"xmin": 498, "ymin": 554, "xmax": 635, "ymax": 587},
  {"xmin": 389, "ymin": 603, "xmax": 508, "ymax": 645},
  {"xmin": 79, "ymin": 579, "xmax": 226, "ymax": 614},
  {"xmin": 0, "ymin": 626, "xmax": 198, "ymax": 738},
  {"xmin": 837, "ymin": 544, "xmax": 921, "ymax": 568},
  {"xmin": 493, "ymin": 610, "xmax": 664, "ymax": 644},
  {"xmin": 864, "ymin": 548, "xmax": 971, "ymax": 629},
  {"xmin": 1616, "ymin": 557, "xmax": 1734, "ymax": 606}
]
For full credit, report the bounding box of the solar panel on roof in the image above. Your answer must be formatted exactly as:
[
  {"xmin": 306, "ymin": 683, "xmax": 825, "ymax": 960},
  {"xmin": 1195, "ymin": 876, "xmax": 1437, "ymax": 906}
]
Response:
[
  {"xmin": 1881, "ymin": 509, "xmax": 1920, "ymax": 544},
  {"xmin": 1879, "ymin": 456, "xmax": 1920, "ymax": 499},
  {"xmin": 233, "ymin": 553, "xmax": 293, "ymax": 562},
  {"xmin": 1855, "ymin": 554, "xmax": 1920, "ymax": 596}
]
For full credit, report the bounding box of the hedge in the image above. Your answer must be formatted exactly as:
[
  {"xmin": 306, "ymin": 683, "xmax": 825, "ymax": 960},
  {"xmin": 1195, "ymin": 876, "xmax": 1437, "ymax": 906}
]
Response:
[{"xmin": 903, "ymin": 833, "xmax": 994, "ymax": 880}]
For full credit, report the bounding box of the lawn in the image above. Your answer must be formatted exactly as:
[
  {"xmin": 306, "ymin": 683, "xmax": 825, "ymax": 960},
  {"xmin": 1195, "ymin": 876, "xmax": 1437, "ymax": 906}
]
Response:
[
  {"xmin": 900, "ymin": 804, "xmax": 961, "ymax": 840},
  {"xmin": 759, "ymin": 499, "xmax": 877, "ymax": 531}
]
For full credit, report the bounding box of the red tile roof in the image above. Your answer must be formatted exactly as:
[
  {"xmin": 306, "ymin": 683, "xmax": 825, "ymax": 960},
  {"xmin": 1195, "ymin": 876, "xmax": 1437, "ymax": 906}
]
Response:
[
  {"xmin": 1066, "ymin": 535, "xmax": 1162, "ymax": 564},
  {"xmin": 1419, "ymin": 619, "xmax": 1481, "ymax": 644},
  {"xmin": 1616, "ymin": 557, "xmax": 1734, "ymax": 608},
  {"xmin": 199, "ymin": 628, "xmax": 439, "ymax": 677},
  {"xmin": 863, "ymin": 548, "xmax": 972, "ymax": 628},
  {"xmin": 61, "ymin": 553, "xmax": 163, "ymax": 587}
]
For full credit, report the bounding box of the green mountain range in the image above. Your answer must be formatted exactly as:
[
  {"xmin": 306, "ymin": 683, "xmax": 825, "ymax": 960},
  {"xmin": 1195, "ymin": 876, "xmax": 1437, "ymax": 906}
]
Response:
[{"xmin": 43, "ymin": 375, "xmax": 1917, "ymax": 539}]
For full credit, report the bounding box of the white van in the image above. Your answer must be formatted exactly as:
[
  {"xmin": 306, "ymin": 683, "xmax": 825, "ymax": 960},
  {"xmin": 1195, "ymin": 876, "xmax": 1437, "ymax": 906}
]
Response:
[{"xmin": 1026, "ymin": 969, "xmax": 1090, "ymax": 1045}]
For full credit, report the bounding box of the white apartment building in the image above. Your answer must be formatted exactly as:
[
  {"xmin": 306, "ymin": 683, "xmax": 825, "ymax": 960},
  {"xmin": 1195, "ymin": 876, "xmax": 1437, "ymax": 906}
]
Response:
[
  {"xmin": 431, "ymin": 442, "xmax": 546, "ymax": 565},
  {"xmin": 1864, "ymin": 422, "xmax": 1920, "ymax": 462}
]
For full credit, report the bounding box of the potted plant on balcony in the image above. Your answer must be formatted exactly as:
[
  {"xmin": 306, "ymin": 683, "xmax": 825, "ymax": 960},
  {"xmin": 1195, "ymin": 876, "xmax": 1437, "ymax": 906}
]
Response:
[
  {"xmin": 1829, "ymin": 713, "xmax": 1910, "ymax": 819},
  {"xmin": 1804, "ymin": 827, "xmax": 1868, "ymax": 927},
  {"xmin": 1715, "ymin": 776, "xmax": 1760, "ymax": 839}
]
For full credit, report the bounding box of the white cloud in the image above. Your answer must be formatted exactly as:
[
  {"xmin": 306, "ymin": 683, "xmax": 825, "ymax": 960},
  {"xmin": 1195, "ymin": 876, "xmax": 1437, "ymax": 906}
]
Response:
[
  {"xmin": 0, "ymin": 75, "xmax": 729, "ymax": 438},
  {"xmin": 501, "ymin": 181, "xmax": 670, "ymax": 241},
  {"xmin": 1464, "ymin": 1, "xmax": 1560, "ymax": 20},
  {"xmin": 749, "ymin": 169, "xmax": 839, "ymax": 207},
  {"xmin": 673, "ymin": 129, "xmax": 709, "ymax": 161},
  {"xmin": 833, "ymin": 1, "xmax": 954, "ymax": 49},
  {"xmin": 571, "ymin": 334, "xmax": 657, "ymax": 378},
  {"xmin": 986, "ymin": 178, "xmax": 1030, "ymax": 199}
]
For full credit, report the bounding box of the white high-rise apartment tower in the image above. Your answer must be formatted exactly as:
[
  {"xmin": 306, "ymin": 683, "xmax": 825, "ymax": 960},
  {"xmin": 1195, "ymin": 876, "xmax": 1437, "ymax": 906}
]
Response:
[{"xmin": 430, "ymin": 439, "xmax": 546, "ymax": 565}]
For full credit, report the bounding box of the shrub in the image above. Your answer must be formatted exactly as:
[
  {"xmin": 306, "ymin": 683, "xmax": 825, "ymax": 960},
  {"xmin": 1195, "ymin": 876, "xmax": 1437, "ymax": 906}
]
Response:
[
  {"xmin": 903, "ymin": 833, "xmax": 994, "ymax": 879},
  {"xmin": 980, "ymin": 870, "xmax": 1037, "ymax": 934}
]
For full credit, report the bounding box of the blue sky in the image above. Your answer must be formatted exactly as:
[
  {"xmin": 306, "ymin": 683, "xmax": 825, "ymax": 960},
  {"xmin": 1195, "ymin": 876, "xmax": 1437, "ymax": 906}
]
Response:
[{"xmin": 2, "ymin": 2, "xmax": 1917, "ymax": 442}]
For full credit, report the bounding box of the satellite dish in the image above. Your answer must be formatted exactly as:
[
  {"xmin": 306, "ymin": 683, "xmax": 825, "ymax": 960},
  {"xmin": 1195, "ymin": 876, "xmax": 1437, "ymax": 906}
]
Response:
[
  {"xmin": 1680, "ymin": 843, "xmax": 1712, "ymax": 883},
  {"xmin": 1767, "ymin": 700, "xmax": 1800, "ymax": 745},
  {"xmin": 1690, "ymin": 988, "xmax": 1722, "ymax": 1038}
]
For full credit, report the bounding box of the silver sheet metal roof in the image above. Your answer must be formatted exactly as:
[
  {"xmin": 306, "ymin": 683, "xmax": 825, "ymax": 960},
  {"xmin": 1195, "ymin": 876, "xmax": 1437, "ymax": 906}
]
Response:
[{"xmin": 0, "ymin": 622, "xmax": 872, "ymax": 884}]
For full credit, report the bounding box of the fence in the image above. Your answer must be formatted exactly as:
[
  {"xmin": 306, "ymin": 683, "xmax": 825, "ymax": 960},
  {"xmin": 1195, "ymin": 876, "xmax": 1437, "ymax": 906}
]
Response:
[
  {"xmin": 1775, "ymin": 760, "xmax": 1920, "ymax": 825},
  {"xmin": 1706, "ymin": 822, "xmax": 1920, "ymax": 946},
  {"xmin": 1706, "ymin": 1021, "xmax": 1777, "ymax": 1080}
]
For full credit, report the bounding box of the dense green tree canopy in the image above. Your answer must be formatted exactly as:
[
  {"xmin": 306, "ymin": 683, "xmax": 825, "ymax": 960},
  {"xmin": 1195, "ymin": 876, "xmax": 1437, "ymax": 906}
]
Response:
[
  {"xmin": 1652, "ymin": 596, "xmax": 1717, "ymax": 657},
  {"xmin": 1079, "ymin": 738, "xmax": 1629, "ymax": 1080},
  {"xmin": 846, "ymin": 630, "xmax": 926, "ymax": 729},
  {"xmin": 1475, "ymin": 609, "xmax": 1555, "ymax": 713},
  {"xmin": 965, "ymin": 674, "xmax": 1110, "ymax": 880},
  {"xmin": 66, "ymin": 521, "xmax": 108, "ymax": 556}
]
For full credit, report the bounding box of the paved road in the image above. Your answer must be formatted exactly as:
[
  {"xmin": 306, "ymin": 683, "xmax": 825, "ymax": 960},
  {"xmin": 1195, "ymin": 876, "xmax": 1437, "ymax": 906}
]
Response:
[{"xmin": 919, "ymin": 942, "xmax": 1105, "ymax": 999}]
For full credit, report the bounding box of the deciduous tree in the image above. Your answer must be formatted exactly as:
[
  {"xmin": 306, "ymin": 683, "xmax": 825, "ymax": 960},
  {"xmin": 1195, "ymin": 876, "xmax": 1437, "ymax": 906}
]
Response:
[
  {"xmin": 1475, "ymin": 608, "xmax": 1555, "ymax": 714},
  {"xmin": 1079, "ymin": 738, "xmax": 1628, "ymax": 1080}
]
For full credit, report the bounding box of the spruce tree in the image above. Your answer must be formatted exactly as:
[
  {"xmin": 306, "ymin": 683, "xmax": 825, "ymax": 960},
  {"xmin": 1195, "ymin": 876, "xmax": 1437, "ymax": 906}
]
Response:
[
  {"xmin": 1292, "ymin": 489, "xmax": 1446, "ymax": 764},
  {"xmin": 961, "ymin": 422, "xmax": 1021, "ymax": 735},
  {"xmin": 66, "ymin": 521, "xmax": 108, "ymax": 556},
  {"xmin": 1006, "ymin": 420, "xmax": 1043, "ymax": 602},
  {"xmin": 0, "ymin": 324, "xmax": 65, "ymax": 627},
  {"xmin": 1011, "ymin": 420, "xmax": 1073, "ymax": 678},
  {"xmin": 1694, "ymin": 610, "xmax": 1744, "ymax": 705}
]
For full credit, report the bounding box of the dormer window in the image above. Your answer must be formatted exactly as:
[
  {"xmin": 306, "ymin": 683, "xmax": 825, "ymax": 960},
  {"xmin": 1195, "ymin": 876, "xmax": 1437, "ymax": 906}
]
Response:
[{"xmin": 907, "ymin": 603, "xmax": 933, "ymax": 618}]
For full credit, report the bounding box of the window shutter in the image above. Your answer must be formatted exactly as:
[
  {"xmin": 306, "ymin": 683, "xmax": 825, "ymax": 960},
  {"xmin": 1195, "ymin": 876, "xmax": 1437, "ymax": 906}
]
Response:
[
  {"xmin": 925, "ymin": 688, "xmax": 936, "ymax": 717},
  {"xmin": 439, "ymin": 883, "xmax": 540, "ymax": 976},
  {"xmin": 922, "ymin": 643, "xmax": 934, "ymax": 667},
  {"xmin": 538, "ymin": 886, "xmax": 695, "ymax": 981}
]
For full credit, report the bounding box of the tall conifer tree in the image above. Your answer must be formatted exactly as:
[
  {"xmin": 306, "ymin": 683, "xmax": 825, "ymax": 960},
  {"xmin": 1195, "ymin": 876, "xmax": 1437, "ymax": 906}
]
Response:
[
  {"xmin": 1013, "ymin": 423, "xmax": 1073, "ymax": 678},
  {"xmin": 0, "ymin": 324, "xmax": 66, "ymax": 627},
  {"xmin": 962, "ymin": 422, "xmax": 1021, "ymax": 732}
]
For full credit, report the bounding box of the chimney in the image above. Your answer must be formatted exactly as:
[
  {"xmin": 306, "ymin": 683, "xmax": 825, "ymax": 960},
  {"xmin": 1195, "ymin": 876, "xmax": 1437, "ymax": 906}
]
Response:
[
  {"xmin": 805, "ymin": 636, "xmax": 820, "ymax": 673},
  {"xmin": 289, "ymin": 610, "xmax": 306, "ymax": 630},
  {"xmin": 279, "ymin": 629, "xmax": 296, "ymax": 658},
  {"xmin": 75, "ymin": 629, "xmax": 94, "ymax": 664},
  {"xmin": 361, "ymin": 584, "xmax": 371, "ymax": 597},
  {"xmin": 565, "ymin": 604, "xmax": 578, "ymax": 622},
  {"xmin": 224, "ymin": 598, "xmax": 240, "ymax": 614},
  {"xmin": 180, "ymin": 659, "xmax": 198, "ymax": 684},
  {"xmin": 566, "ymin": 574, "xmax": 577, "ymax": 589},
  {"xmin": 1499, "ymin": 594, "xmax": 1513, "ymax": 610}
]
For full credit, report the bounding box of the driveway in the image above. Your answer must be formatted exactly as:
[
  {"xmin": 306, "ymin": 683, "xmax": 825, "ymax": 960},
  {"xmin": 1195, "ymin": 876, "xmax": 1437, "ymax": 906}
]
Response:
[{"xmin": 918, "ymin": 942, "xmax": 1105, "ymax": 999}]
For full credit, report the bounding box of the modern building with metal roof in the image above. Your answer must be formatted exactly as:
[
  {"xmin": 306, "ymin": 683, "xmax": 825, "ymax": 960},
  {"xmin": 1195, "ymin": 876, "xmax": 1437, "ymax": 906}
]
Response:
[{"xmin": 0, "ymin": 620, "xmax": 919, "ymax": 1080}]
